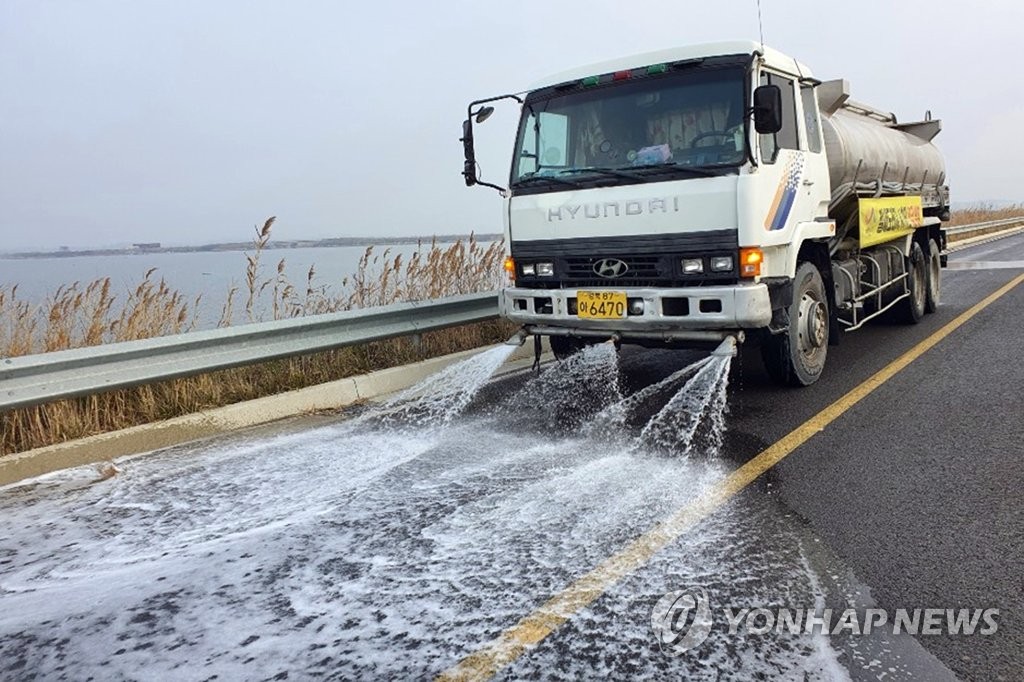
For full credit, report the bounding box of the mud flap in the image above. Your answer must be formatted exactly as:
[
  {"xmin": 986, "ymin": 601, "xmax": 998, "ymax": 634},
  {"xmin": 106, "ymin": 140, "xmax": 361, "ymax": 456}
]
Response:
[{"xmin": 764, "ymin": 277, "xmax": 793, "ymax": 334}]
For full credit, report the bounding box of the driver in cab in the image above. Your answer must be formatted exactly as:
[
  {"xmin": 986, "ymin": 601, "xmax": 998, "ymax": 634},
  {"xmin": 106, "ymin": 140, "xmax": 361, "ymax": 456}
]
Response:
[{"xmin": 575, "ymin": 94, "xmax": 743, "ymax": 168}]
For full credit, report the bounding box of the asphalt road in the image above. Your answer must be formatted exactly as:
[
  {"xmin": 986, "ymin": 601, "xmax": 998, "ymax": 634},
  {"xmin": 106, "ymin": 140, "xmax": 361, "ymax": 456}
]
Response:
[{"xmin": 1, "ymin": 233, "xmax": 1021, "ymax": 681}]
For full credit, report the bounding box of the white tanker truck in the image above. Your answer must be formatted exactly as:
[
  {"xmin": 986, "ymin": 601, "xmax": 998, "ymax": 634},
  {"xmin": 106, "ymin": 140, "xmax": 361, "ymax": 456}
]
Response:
[{"xmin": 460, "ymin": 41, "xmax": 949, "ymax": 385}]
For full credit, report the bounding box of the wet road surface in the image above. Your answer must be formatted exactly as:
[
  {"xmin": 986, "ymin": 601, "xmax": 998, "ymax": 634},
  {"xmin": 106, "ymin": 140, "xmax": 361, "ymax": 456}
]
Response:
[{"xmin": 1, "ymin": 234, "xmax": 1022, "ymax": 680}]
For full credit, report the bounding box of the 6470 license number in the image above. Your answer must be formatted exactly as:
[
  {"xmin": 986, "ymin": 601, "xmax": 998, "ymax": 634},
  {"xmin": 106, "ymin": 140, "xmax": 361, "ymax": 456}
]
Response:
[{"xmin": 576, "ymin": 290, "xmax": 627, "ymax": 319}]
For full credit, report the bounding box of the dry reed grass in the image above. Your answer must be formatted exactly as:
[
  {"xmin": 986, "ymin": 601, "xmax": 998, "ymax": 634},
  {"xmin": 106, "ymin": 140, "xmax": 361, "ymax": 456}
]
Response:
[
  {"xmin": 1, "ymin": 218, "xmax": 512, "ymax": 455},
  {"xmin": 947, "ymin": 202, "xmax": 1024, "ymax": 226}
]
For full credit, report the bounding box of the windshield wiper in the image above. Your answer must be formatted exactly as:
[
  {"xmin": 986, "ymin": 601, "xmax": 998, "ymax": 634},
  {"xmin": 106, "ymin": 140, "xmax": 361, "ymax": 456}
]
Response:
[
  {"xmin": 628, "ymin": 162, "xmax": 724, "ymax": 177},
  {"xmin": 560, "ymin": 166, "xmax": 650, "ymax": 182},
  {"xmin": 513, "ymin": 163, "xmax": 729, "ymax": 189},
  {"xmin": 512, "ymin": 174, "xmax": 584, "ymax": 188}
]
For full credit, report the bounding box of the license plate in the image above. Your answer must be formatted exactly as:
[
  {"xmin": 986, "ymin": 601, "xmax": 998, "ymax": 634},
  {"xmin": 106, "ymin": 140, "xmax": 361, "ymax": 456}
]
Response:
[{"xmin": 576, "ymin": 290, "xmax": 626, "ymax": 319}]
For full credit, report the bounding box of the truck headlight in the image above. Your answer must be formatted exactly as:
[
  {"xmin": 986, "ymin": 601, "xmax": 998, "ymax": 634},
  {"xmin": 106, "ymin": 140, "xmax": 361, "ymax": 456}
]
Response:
[
  {"xmin": 536, "ymin": 262, "xmax": 554, "ymax": 277},
  {"xmin": 681, "ymin": 258, "xmax": 704, "ymax": 274},
  {"xmin": 710, "ymin": 256, "xmax": 733, "ymax": 272},
  {"xmin": 521, "ymin": 263, "xmax": 536, "ymax": 276}
]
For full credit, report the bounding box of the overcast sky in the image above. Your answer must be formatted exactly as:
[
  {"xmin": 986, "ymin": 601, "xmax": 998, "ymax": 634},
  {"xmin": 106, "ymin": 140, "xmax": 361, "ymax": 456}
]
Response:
[{"xmin": 1, "ymin": 0, "xmax": 1020, "ymax": 250}]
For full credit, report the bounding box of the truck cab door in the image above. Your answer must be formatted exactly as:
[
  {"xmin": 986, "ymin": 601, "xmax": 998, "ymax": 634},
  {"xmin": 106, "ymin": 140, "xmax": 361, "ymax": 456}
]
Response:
[{"xmin": 753, "ymin": 71, "xmax": 831, "ymax": 258}]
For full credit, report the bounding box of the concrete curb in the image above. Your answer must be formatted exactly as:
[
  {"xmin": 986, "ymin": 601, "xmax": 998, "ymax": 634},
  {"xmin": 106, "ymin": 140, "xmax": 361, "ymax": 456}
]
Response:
[{"xmin": 0, "ymin": 340, "xmax": 549, "ymax": 488}]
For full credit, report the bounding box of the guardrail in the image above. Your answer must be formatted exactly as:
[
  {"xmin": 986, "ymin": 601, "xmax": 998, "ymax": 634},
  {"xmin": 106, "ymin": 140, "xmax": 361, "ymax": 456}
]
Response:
[
  {"xmin": 946, "ymin": 216, "xmax": 1024, "ymax": 239},
  {"xmin": 0, "ymin": 292, "xmax": 500, "ymax": 412},
  {"xmin": 4, "ymin": 217, "xmax": 1022, "ymax": 413}
]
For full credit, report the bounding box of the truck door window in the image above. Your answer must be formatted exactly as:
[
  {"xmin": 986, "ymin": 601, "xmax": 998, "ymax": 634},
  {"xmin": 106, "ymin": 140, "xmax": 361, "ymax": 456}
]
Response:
[
  {"xmin": 517, "ymin": 113, "xmax": 538, "ymax": 177},
  {"xmin": 758, "ymin": 72, "xmax": 799, "ymax": 163},
  {"xmin": 801, "ymin": 84, "xmax": 823, "ymax": 153},
  {"xmin": 517, "ymin": 112, "xmax": 569, "ymax": 177},
  {"xmin": 539, "ymin": 112, "xmax": 569, "ymax": 168}
]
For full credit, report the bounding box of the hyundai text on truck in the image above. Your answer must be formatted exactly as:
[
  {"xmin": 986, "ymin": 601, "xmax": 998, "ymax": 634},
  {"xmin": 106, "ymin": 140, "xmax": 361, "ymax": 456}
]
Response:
[{"xmin": 460, "ymin": 41, "xmax": 948, "ymax": 385}]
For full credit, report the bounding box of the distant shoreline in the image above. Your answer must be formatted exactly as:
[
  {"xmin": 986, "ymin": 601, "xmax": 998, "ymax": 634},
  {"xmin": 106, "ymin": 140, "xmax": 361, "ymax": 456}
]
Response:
[{"xmin": 0, "ymin": 233, "xmax": 504, "ymax": 260}]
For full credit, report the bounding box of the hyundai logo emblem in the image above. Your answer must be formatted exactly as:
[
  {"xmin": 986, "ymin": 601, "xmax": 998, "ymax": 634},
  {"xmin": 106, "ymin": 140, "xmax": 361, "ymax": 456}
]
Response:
[{"xmin": 593, "ymin": 258, "xmax": 629, "ymax": 278}]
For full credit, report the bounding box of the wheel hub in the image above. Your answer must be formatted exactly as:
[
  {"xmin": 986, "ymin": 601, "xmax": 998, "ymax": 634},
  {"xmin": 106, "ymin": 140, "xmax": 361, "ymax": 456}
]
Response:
[{"xmin": 799, "ymin": 294, "xmax": 827, "ymax": 351}]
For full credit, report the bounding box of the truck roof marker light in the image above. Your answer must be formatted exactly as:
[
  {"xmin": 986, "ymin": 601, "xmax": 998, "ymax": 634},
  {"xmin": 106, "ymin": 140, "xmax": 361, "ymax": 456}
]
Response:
[
  {"xmin": 646, "ymin": 63, "xmax": 667, "ymax": 75},
  {"xmin": 581, "ymin": 75, "xmax": 600, "ymax": 87},
  {"xmin": 612, "ymin": 70, "xmax": 632, "ymax": 81},
  {"xmin": 739, "ymin": 248, "xmax": 763, "ymax": 277},
  {"xmin": 503, "ymin": 256, "xmax": 516, "ymax": 279}
]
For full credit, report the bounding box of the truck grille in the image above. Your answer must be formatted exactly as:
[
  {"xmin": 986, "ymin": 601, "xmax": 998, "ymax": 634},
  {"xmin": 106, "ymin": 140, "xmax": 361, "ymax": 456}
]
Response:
[
  {"xmin": 510, "ymin": 229, "xmax": 741, "ymax": 289},
  {"xmin": 564, "ymin": 255, "xmax": 662, "ymax": 281},
  {"xmin": 564, "ymin": 278, "xmax": 666, "ymax": 288}
]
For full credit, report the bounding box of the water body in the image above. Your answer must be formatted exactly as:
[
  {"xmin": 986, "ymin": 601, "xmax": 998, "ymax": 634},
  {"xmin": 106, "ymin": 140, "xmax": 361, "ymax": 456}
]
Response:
[{"xmin": 0, "ymin": 244, "xmax": 441, "ymax": 328}]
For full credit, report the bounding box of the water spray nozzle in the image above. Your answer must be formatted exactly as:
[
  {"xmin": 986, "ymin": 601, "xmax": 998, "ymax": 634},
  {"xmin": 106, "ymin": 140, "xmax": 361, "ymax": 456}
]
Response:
[
  {"xmin": 504, "ymin": 329, "xmax": 529, "ymax": 346},
  {"xmin": 710, "ymin": 336, "xmax": 738, "ymax": 358}
]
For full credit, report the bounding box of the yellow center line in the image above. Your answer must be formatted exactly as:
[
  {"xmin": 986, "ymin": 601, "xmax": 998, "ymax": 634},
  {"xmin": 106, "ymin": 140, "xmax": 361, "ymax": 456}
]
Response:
[{"xmin": 437, "ymin": 272, "xmax": 1024, "ymax": 682}]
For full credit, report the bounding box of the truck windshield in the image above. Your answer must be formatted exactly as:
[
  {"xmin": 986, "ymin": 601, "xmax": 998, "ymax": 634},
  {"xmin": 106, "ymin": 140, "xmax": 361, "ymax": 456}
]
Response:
[{"xmin": 511, "ymin": 66, "xmax": 746, "ymax": 190}]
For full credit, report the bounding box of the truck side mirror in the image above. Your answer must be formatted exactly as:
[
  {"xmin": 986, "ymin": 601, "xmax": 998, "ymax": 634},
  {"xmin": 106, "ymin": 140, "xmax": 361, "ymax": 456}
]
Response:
[
  {"xmin": 753, "ymin": 84, "xmax": 783, "ymax": 134},
  {"xmin": 461, "ymin": 119, "xmax": 477, "ymax": 186}
]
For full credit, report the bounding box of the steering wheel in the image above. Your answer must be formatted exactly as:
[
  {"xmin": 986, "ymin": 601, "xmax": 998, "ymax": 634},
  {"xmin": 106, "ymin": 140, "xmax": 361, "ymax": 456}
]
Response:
[
  {"xmin": 689, "ymin": 130, "xmax": 734, "ymax": 147},
  {"xmin": 599, "ymin": 139, "xmax": 622, "ymax": 160}
]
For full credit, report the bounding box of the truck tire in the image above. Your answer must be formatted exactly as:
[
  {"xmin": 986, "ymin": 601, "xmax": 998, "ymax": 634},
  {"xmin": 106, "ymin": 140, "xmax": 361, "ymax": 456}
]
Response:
[
  {"xmin": 896, "ymin": 241, "xmax": 927, "ymax": 324},
  {"xmin": 925, "ymin": 238, "xmax": 941, "ymax": 313},
  {"xmin": 761, "ymin": 261, "xmax": 829, "ymax": 387}
]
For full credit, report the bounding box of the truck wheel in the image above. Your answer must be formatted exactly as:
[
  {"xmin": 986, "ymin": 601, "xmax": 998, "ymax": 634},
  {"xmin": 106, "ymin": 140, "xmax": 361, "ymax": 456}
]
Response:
[
  {"xmin": 549, "ymin": 335, "xmax": 586, "ymax": 360},
  {"xmin": 925, "ymin": 238, "xmax": 941, "ymax": 313},
  {"xmin": 761, "ymin": 261, "xmax": 829, "ymax": 387},
  {"xmin": 897, "ymin": 241, "xmax": 927, "ymax": 324}
]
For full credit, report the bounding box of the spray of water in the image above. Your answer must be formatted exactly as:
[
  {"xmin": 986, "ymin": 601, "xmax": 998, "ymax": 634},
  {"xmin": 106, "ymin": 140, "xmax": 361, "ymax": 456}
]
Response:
[
  {"xmin": 497, "ymin": 343, "xmax": 622, "ymax": 433},
  {"xmin": 352, "ymin": 333, "xmax": 733, "ymax": 457},
  {"xmin": 637, "ymin": 343, "xmax": 733, "ymax": 456},
  {"xmin": 582, "ymin": 355, "xmax": 713, "ymax": 442},
  {"xmin": 374, "ymin": 343, "xmax": 519, "ymax": 427}
]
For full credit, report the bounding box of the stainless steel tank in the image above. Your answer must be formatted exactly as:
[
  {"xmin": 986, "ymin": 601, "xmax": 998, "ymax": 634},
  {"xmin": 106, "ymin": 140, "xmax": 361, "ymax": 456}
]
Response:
[{"xmin": 817, "ymin": 80, "xmax": 945, "ymax": 195}]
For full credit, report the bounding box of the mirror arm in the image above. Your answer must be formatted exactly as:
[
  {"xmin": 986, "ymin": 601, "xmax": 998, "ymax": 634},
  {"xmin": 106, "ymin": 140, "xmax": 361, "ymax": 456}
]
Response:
[
  {"xmin": 466, "ymin": 93, "xmax": 524, "ymax": 120},
  {"xmin": 476, "ymin": 179, "xmax": 507, "ymax": 194},
  {"xmin": 742, "ymin": 109, "xmax": 758, "ymax": 168},
  {"xmin": 465, "ymin": 93, "xmax": 524, "ymax": 134},
  {"xmin": 462, "ymin": 93, "xmax": 524, "ymax": 194}
]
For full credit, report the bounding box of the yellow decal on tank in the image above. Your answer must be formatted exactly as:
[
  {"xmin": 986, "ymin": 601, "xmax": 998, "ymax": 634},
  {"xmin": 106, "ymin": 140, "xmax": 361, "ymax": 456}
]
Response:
[{"xmin": 859, "ymin": 196, "xmax": 924, "ymax": 247}]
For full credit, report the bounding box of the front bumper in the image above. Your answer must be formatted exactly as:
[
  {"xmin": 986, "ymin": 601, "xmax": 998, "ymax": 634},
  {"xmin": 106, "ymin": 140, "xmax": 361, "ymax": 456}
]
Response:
[{"xmin": 499, "ymin": 283, "xmax": 773, "ymax": 341}]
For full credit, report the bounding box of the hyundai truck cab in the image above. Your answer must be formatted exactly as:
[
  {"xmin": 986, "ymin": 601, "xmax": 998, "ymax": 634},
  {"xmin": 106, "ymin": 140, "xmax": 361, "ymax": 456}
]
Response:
[{"xmin": 460, "ymin": 40, "xmax": 947, "ymax": 385}]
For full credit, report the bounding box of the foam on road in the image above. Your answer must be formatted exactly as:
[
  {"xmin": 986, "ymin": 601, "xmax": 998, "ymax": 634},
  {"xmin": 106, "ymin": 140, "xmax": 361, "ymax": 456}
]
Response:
[
  {"xmin": 0, "ymin": 345, "xmax": 859, "ymax": 680},
  {"xmin": 6, "ymin": 237, "xmax": 1019, "ymax": 679}
]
